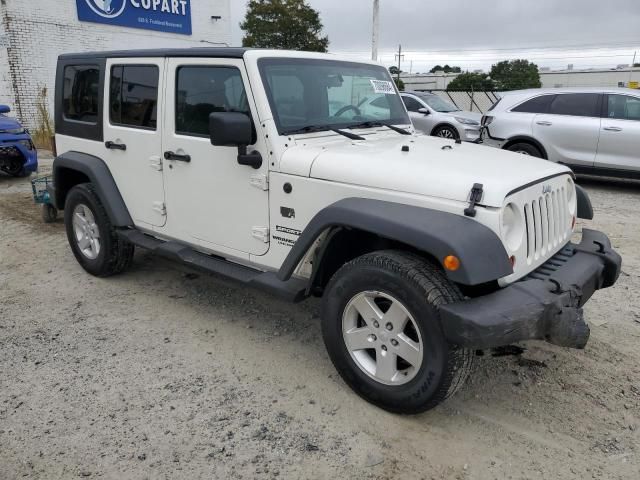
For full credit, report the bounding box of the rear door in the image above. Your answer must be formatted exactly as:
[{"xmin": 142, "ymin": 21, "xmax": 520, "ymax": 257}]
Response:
[
  {"xmin": 532, "ymin": 93, "xmax": 602, "ymax": 166},
  {"xmin": 103, "ymin": 58, "xmax": 166, "ymax": 228},
  {"xmin": 595, "ymin": 93, "xmax": 640, "ymax": 171}
]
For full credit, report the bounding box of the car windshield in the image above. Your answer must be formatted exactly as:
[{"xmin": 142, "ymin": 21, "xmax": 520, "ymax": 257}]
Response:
[
  {"xmin": 418, "ymin": 94, "xmax": 460, "ymax": 113},
  {"xmin": 259, "ymin": 58, "xmax": 410, "ymax": 135}
]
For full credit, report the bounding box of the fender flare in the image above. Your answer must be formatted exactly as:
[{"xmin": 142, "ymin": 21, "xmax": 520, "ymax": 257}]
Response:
[
  {"xmin": 277, "ymin": 198, "xmax": 513, "ymax": 286},
  {"xmin": 575, "ymin": 185, "xmax": 593, "ymax": 220},
  {"xmin": 52, "ymin": 151, "xmax": 133, "ymax": 227},
  {"xmin": 502, "ymin": 136, "xmax": 548, "ymax": 159}
]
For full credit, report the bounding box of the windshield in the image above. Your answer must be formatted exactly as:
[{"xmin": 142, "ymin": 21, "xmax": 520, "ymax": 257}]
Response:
[
  {"xmin": 259, "ymin": 58, "xmax": 410, "ymax": 135},
  {"xmin": 418, "ymin": 94, "xmax": 460, "ymax": 113}
]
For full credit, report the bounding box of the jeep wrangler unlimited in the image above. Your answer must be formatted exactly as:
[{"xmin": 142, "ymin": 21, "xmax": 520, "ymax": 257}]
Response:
[{"xmin": 50, "ymin": 49, "xmax": 621, "ymax": 414}]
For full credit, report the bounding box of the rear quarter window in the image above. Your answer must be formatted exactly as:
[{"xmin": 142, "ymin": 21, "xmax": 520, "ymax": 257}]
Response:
[
  {"xmin": 511, "ymin": 94, "xmax": 555, "ymax": 114},
  {"xmin": 55, "ymin": 59, "xmax": 105, "ymax": 142}
]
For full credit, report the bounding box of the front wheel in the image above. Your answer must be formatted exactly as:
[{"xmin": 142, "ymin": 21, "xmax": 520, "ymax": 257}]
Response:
[
  {"xmin": 506, "ymin": 142, "xmax": 543, "ymax": 158},
  {"xmin": 432, "ymin": 125, "xmax": 459, "ymax": 140},
  {"xmin": 321, "ymin": 250, "xmax": 474, "ymax": 414}
]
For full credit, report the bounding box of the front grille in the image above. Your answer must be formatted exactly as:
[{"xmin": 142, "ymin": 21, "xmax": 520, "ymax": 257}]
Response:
[
  {"xmin": 0, "ymin": 145, "xmax": 24, "ymax": 159},
  {"xmin": 523, "ymin": 245, "xmax": 574, "ymax": 282},
  {"xmin": 523, "ymin": 186, "xmax": 570, "ymax": 262}
]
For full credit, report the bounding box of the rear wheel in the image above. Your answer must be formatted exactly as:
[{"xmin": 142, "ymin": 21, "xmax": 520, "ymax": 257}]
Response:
[
  {"xmin": 64, "ymin": 183, "xmax": 134, "ymax": 277},
  {"xmin": 321, "ymin": 250, "xmax": 474, "ymax": 414},
  {"xmin": 506, "ymin": 142, "xmax": 543, "ymax": 158},
  {"xmin": 432, "ymin": 125, "xmax": 459, "ymax": 140}
]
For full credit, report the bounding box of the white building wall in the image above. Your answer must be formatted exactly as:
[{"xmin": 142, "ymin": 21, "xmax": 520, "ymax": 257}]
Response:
[
  {"xmin": 0, "ymin": 10, "xmax": 16, "ymax": 112},
  {"xmin": 0, "ymin": 0, "xmax": 231, "ymax": 130}
]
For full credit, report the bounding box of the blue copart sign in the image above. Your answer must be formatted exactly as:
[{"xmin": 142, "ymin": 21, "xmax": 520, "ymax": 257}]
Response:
[{"xmin": 76, "ymin": 0, "xmax": 192, "ymax": 36}]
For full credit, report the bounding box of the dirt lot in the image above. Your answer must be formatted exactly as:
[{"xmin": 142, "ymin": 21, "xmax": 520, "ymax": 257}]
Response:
[{"xmin": 1, "ymin": 155, "xmax": 639, "ymax": 479}]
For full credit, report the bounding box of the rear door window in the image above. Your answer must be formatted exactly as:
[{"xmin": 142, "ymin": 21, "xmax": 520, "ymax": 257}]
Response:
[
  {"xmin": 549, "ymin": 93, "xmax": 601, "ymax": 117},
  {"xmin": 606, "ymin": 94, "xmax": 640, "ymax": 121},
  {"xmin": 511, "ymin": 94, "xmax": 555, "ymax": 114},
  {"xmin": 110, "ymin": 65, "xmax": 159, "ymax": 129}
]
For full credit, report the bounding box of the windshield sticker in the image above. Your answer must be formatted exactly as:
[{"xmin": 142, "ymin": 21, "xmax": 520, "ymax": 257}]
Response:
[{"xmin": 370, "ymin": 80, "xmax": 396, "ymax": 94}]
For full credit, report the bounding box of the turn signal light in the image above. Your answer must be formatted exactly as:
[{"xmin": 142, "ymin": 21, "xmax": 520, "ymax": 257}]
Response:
[
  {"xmin": 571, "ymin": 215, "xmax": 576, "ymax": 229},
  {"xmin": 443, "ymin": 255, "xmax": 461, "ymax": 271},
  {"xmin": 509, "ymin": 255, "xmax": 516, "ymax": 268}
]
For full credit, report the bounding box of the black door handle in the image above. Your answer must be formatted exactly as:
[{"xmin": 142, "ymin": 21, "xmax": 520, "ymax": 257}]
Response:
[
  {"xmin": 105, "ymin": 141, "xmax": 126, "ymax": 151},
  {"xmin": 164, "ymin": 151, "xmax": 191, "ymax": 162}
]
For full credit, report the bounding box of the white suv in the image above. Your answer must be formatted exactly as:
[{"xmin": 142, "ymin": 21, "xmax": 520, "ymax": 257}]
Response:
[
  {"xmin": 50, "ymin": 49, "xmax": 620, "ymax": 414},
  {"xmin": 481, "ymin": 87, "xmax": 640, "ymax": 178}
]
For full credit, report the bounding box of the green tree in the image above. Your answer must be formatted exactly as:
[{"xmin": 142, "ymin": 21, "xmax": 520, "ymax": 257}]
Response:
[
  {"xmin": 393, "ymin": 77, "xmax": 405, "ymax": 91},
  {"xmin": 430, "ymin": 65, "xmax": 462, "ymax": 73},
  {"xmin": 241, "ymin": 0, "xmax": 329, "ymax": 52},
  {"xmin": 389, "ymin": 66, "xmax": 401, "ymax": 75},
  {"xmin": 447, "ymin": 72, "xmax": 495, "ymax": 91},
  {"xmin": 489, "ymin": 59, "xmax": 541, "ymax": 90}
]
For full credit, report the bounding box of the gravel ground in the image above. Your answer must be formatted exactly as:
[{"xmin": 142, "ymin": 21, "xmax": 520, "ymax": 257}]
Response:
[{"xmin": 1, "ymin": 155, "xmax": 639, "ymax": 479}]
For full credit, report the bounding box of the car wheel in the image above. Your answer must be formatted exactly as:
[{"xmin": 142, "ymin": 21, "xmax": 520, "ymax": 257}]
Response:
[
  {"xmin": 321, "ymin": 250, "xmax": 474, "ymax": 414},
  {"xmin": 506, "ymin": 142, "xmax": 543, "ymax": 158},
  {"xmin": 432, "ymin": 125, "xmax": 459, "ymax": 140},
  {"xmin": 3, "ymin": 158, "xmax": 29, "ymax": 177},
  {"xmin": 64, "ymin": 183, "xmax": 134, "ymax": 277}
]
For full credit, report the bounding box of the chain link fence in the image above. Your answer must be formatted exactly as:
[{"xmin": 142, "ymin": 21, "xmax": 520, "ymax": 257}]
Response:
[{"xmin": 413, "ymin": 89, "xmax": 502, "ymax": 114}]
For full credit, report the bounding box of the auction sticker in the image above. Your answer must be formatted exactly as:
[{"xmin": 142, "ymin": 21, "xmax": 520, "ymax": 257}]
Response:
[{"xmin": 370, "ymin": 80, "xmax": 396, "ymax": 94}]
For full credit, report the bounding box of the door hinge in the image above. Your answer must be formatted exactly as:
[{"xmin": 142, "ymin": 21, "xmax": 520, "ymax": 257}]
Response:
[
  {"xmin": 251, "ymin": 226, "xmax": 270, "ymax": 243},
  {"xmin": 149, "ymin": 155, "xmax": 163, "ymax": 171},
  {"xmin": 250, "ymin": 173, "xmax": 269, "ymax": 191},
  {"xmin": 152, "ymin": 201, "xmax": 167, "ymax": 216}
]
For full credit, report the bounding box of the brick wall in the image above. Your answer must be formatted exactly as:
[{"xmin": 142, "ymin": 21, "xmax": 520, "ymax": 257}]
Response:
[{"xmin": 0, "ymin": 0, "xmax": 231, "ymax": 130}]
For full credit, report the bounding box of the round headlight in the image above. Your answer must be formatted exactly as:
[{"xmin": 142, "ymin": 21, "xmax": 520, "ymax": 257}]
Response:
[{"xmin": 502, "ymin": 202, "xmax": 524, "ymax": 252}]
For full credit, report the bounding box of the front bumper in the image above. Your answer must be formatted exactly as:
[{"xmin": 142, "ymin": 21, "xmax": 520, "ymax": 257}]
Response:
[
  {"xmin": 0, "ymin": 135, "xmax": 38, "ymax": 173},
  {"xmin": 439, "ymin": 229, "xmax": 622, "ymax": 349}
]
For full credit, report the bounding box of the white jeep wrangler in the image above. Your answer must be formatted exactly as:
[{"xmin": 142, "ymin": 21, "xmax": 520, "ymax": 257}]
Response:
[{"xmin": 50, "ymin": 48, "xmax": 621, "ymax": 413}]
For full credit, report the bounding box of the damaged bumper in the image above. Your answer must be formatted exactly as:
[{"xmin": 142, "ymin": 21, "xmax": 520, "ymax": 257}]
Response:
[{"xmin": 439, "ymin": 229, "xmax": 622, "ymax": 350}]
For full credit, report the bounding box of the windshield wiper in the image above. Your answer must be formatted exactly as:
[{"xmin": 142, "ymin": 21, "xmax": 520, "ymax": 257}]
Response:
[
  {"xmin": 283, "ymin": 125, "xmax": 365, "ymax": 140},
  {"xmin": 348, "ymin": 121, "xmax": 411, "ymax": 135}
]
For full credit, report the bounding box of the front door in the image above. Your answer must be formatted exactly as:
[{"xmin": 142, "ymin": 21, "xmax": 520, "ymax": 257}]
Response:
[
  {"xmin": 402, "ymin": 95, "xmax": 434, "ymax": 134},
  {"xmin": 595, "ymin": 93, "xmax": 640, "ymax": 172},
  {"xmin": 162, "ymin": 58, "xmax": 269, "ymax": 257},
  {"xmin": 103, "ymin": 59, "xmax": 166, "ymax": 228},
  {"xmin": 532, "ymin": 93, "xmax": 602, "ymax": 166}
]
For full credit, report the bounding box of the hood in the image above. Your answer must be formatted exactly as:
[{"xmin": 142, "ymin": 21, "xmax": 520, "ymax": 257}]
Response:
[
  {"xmin": 0, "ymin": 114, "xmax": 24, "ymax": 132},
  {"xmin": 440, "ymin": 110, "xmax": 482, "ymax": 123},
  {"xmin": 287, "ymin": 135, "xmax": 571, "ymax": 207}
]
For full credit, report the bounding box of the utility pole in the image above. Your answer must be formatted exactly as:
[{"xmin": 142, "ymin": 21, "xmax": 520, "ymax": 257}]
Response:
[
  {"xmin": 371, "ymin": 0, "xmax": 379, "ymax": 61},
  {"xmin": 395, "ymin": 44, "xmax": 404, "ymax": 82},
  {"xmin": 630, "ymin": 51, "xmax": 637, "ymax": 85}
]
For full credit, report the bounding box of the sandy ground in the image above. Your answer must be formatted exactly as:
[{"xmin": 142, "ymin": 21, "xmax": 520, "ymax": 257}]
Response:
[{"xmin": 1, "ymin": 155, "xmax": 639, "ymax": 479}]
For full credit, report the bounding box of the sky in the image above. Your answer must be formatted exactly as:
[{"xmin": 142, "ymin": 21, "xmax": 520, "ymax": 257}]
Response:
[{"xmin": 229, "ymin": 0, "xmax": 640, "ymax": 73}]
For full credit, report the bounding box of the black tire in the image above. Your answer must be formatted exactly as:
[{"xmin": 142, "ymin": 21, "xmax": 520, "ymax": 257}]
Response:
[
  {"xmin": 321, "ymin": 250, "xmax": 474, "ymax": 414},
  {"xmin": 432, "ymin": 125, "xmax": 459, "ymax": 140},
  {"xmin": 506, "ymin": 142, "xmax": 543, "ymax": 158},
  {"xmin": 42, "ymin": 204, "xmax": 58, "ymax": 223},
  {"xmin": 2, "ymin": 159, "xmax": 30, "ymax": 177},
  {"xmin": 64, "ymin": 183, "xmax": 134, "ymax": 277}
]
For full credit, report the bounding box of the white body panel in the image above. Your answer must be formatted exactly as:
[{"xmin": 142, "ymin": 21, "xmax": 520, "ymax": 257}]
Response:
[{"xmin": 56, "ymin": 50, "xmax": 579, "ymax": 285}]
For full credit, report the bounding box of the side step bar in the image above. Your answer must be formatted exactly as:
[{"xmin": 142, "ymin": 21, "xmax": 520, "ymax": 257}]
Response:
[{"xmin": 117, "ymin": 229, "xmax": 308, "ymax": 303}]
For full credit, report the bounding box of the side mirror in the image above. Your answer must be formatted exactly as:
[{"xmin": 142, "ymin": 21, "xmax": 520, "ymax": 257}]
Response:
[
  {"xmin": 0, "ymin": 105, "xmax": 10, "ymax": 114},
  {"xmin": 209, "ymin": 112, "xmax": 262, "ymax": 169},
  {"xmin": 418, "ymin": 107, "xmax": 430, "ymax": 115}
]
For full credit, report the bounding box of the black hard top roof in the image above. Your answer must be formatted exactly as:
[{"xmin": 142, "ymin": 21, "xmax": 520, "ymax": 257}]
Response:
[{"xmin": 59, "ymin": 47, "xmax": 249, "ymax": 60}]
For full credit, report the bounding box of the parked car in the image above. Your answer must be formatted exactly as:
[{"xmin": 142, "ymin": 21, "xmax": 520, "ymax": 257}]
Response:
[
  {"xmin": 0, "ymin": 105, "xmax": 38, "ymax": 177},
  {"xmin": 481, "ymin": 87, "xmax": 640, "ymax": 178},
  {"xmin": 50, "ymin": 48, "xmax": 620, "ymax": 414},
  {"xmin": 400, "ymin": 91, "xmax": 482, "ymax": 141}
]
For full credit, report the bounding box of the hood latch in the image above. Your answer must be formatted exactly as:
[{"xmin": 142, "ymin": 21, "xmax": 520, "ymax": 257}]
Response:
[{"xmin": 464, "ymin": 183, "xmax": 484, "ymax": 217}]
